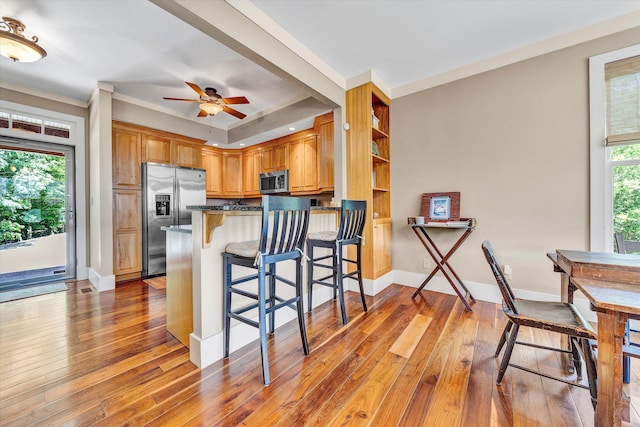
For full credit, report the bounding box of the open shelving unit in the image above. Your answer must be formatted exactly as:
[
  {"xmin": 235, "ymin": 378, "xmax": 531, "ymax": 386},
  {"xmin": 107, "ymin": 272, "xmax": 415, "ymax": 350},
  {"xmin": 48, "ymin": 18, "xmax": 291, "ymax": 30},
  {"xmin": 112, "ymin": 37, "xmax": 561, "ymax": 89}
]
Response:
[{"xmin": 346, "ymin": 82, "xmax": 391, "ymax": 279}]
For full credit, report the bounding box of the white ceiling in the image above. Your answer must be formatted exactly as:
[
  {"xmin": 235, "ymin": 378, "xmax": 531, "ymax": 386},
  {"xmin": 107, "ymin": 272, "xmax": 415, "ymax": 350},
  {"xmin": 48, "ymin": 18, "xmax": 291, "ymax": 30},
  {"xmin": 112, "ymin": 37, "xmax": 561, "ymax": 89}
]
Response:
[{"xmin": 0, "ymin": 0, "xmax": 638, "ymax": 146}]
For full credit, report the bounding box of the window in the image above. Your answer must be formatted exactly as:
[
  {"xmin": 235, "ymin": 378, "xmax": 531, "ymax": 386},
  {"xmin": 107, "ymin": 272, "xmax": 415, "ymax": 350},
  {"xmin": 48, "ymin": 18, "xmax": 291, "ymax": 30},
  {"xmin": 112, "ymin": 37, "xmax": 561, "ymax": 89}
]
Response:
[
  {"xmin": 589, "ymin": 45, "xmax": 640, "ymax": 252},
  {"xmin": 607, "ymin": 56, "xmax": 640, "ymax": 250},
  {"xmin": 0, "ymin": 111, "xmax": 71, "ymax": 139}
]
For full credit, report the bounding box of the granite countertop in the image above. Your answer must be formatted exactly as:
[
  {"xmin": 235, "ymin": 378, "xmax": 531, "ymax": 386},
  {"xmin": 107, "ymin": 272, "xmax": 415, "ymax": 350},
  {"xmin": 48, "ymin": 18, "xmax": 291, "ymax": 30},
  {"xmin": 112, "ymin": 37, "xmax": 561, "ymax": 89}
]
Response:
[
  {"xmin": 161, "ymin": 224, "xmax": 193, "ymax": 234},
  {"xmin": 187, "ymin": 205, "xmax": 340, "ymax": 212}
]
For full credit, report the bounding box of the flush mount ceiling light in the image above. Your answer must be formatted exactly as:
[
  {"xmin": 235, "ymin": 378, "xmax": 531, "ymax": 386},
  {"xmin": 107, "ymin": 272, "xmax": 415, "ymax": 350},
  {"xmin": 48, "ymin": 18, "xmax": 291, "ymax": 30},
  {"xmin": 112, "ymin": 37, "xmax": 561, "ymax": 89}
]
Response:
[
  {"xmin": 200, "ymin": 103, "xmax": 224, "ymax": 116},
  {"xmin": 0, "ymin": 16, "xmax": 47, "ymax": 62}
]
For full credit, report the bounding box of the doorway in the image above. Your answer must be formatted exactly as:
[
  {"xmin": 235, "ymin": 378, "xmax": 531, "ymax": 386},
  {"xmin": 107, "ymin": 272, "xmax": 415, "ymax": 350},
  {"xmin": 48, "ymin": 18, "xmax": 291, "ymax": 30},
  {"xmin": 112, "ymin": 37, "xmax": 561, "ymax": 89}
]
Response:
[{"xmin": 0, "ymin": 139, "xmax": 76, "ymax": 290}]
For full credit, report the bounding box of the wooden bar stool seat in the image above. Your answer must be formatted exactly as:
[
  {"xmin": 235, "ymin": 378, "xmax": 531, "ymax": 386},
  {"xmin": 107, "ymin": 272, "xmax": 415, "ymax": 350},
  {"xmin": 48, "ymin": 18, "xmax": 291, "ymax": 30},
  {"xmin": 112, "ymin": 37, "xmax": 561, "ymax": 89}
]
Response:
[
  {"xmin": 307, "ymin": 200, "xmax": 367, "ymax": 325},
  {"xmin": 222, "ymin": 195, "xmax": 310, "ymax": 386}
]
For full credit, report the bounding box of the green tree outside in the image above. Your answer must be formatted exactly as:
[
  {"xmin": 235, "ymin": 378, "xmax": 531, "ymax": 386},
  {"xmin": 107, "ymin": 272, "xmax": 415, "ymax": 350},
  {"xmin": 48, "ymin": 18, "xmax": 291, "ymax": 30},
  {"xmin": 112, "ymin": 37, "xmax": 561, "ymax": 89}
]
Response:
[
  {"xmin": 612, "ymin": 144, "xmax": 640, "ymax": 246},
  {"xmin": 0, "ymin": 149, "xmax": 66, "ymax": 244}
]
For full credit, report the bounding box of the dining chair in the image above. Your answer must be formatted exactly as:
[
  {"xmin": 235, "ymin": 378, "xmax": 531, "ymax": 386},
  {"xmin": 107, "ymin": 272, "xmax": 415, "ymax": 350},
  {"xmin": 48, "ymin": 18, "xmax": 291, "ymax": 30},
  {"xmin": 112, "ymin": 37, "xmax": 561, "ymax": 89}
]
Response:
[
  {"xmin": 614, "ymin": 232, "xmax": 640, "ymax": 384},
  {"xmin": 481, "ymin": 241, "xmax": 598, "ymax": 406},
  {"xmin": 222, "ymin": 195, "xmax": 311, "ymax": 385},
  {"xmin": 306, "ymin": 200, "xmax": 367, "ymax": 324}
]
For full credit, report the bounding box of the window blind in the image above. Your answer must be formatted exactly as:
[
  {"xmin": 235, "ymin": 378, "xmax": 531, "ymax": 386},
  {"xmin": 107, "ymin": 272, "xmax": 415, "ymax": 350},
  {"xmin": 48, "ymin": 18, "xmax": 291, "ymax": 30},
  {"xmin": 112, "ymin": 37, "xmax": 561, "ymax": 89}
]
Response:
[{"xmin": 605, "ymin": 55, "xmax": 640, "ymax": 147}]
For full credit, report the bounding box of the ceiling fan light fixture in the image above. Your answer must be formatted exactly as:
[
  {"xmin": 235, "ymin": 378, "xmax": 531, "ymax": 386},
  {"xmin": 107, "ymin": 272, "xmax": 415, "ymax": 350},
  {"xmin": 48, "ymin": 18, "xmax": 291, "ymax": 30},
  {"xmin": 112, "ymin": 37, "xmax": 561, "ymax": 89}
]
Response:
[
  {"xmin": 200, "ymin": 103, "xmax": 224, "ymax": 115},
  {"xmin": 0, "ymin": 16, "xmax": 47, "ymax": 62}
]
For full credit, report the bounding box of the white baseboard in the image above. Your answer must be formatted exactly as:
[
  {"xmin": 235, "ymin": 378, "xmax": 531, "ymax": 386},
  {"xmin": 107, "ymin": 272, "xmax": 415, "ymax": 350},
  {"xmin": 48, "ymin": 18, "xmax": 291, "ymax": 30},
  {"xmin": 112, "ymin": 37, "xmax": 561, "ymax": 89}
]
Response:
[
  {"xmin": 392, "ymin": 270, "xmax": 598, "ymax": 323},
  {"xmin": 343, "ymin": 270, "xmax": 394, "ymax": 296},
  {"xmin": 76, "ymin": 265, "xmax": 88, "ymax": 281},
  {"xmin": 87, "ymin": 268, "xmax": 115, "ymax": 292}
]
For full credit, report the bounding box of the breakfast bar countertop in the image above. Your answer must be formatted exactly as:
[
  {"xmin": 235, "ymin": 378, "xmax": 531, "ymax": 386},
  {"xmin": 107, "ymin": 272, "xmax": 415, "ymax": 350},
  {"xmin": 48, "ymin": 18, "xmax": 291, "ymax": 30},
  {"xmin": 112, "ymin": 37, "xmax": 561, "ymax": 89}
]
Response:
[{"xmin": 187, "ymin": 205, "xmax": 340, "ymax": 212}]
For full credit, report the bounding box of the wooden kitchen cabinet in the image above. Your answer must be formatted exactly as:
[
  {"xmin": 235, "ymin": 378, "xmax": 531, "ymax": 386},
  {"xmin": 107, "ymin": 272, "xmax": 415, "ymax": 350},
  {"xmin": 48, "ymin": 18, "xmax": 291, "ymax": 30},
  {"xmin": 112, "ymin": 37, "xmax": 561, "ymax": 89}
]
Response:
[
  {"xmin": 172, "ymin": 140, "xmax": 202, "ymax": 169},
  {"xmin": 112, "ymin": 126, "xmax": 141, "ymax": 188},
  {"xmin": 261, "ymin": 143, "xmax": 288, "ymax": 172},
  {"xmin": 243, "ymin": 148, "xmax": 261, "ymax": 196},
  {"xmin": 201, "ymin": 146, "xmax": 223, "ymax": 197},
  {"xmin": 315, "ymin": 113, "xmax": 334, "ymax": 192},
  {"xmin": 289, "ymin": 135, "xmax": 318, "ymax": 193},
  {"xmin": 142, "ymin": 134, "xmax": 171, "ymax": 164},
  {"xmin": 372, "ymin": 218, "xmax": 391, "ymax": 277},
  {"xmin": 222, "ymin": 150, "xmax": 243, "ymax": 197},
  {"xmin": 113, "ymin": 189, "xmax": 142, "ymax": 279}
]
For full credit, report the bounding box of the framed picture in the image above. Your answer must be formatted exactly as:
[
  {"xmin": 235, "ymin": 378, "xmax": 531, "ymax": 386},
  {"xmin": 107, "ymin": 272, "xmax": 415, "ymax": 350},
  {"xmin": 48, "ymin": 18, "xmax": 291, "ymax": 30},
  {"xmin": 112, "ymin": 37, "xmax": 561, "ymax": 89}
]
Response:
[
  {"xmin": 421, "ymin": 192, "xmax": 460, "ymax": 222},
  {"xmin": 430, "ymin": 196, "xmax": 450, "ymax": 220}
]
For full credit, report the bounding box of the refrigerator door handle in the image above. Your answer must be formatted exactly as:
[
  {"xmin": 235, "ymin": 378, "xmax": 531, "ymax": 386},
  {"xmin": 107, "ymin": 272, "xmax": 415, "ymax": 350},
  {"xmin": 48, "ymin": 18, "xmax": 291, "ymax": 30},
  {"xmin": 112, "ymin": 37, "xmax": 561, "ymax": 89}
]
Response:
[{"xmin": 175, "ymin": 178, "xmax": 180, "ymax": 226}]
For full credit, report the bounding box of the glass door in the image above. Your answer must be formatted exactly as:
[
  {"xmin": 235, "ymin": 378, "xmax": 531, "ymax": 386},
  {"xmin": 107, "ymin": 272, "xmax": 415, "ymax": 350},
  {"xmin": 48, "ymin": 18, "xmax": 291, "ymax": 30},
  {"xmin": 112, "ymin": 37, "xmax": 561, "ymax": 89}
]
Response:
[{"xmin": 0, "ymin": 138, "xmax": 75, "ymax": 290}]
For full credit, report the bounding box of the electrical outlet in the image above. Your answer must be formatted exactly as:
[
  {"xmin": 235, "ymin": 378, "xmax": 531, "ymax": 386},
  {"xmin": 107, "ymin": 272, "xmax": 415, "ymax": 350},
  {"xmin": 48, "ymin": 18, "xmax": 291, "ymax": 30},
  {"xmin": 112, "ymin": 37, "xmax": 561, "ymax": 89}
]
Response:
[
  {"xmin": 501, "ymin": 264, "xmax": 512, "ymax": 279},
  {"xmin": 423, "ymin": 258, "xmax": 432, "ymax": 269}
]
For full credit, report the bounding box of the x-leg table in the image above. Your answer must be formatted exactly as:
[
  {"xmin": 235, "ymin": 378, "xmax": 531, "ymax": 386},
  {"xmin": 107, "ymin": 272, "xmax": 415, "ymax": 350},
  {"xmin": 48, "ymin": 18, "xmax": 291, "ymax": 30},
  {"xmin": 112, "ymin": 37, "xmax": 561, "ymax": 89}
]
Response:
[{"xmin": 410, "ymin": 218, "xmax": 477, "ymax": 311}]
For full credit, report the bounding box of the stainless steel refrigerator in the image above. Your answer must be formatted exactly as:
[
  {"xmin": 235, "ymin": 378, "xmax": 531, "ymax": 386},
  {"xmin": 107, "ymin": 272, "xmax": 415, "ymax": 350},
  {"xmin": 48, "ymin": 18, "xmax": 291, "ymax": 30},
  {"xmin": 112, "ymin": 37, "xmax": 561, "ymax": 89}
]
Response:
[{"xmin": 142, "ymin": 162, "xmax": 206, "ymax": 277}]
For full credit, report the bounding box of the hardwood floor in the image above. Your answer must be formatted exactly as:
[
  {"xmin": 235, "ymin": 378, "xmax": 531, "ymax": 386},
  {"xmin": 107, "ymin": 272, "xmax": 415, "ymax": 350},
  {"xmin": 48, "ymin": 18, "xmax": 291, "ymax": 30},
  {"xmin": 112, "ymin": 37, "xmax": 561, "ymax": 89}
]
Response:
[{"xmin": 0, "ymin": 280, "xmax": 638, "ymax": 426}]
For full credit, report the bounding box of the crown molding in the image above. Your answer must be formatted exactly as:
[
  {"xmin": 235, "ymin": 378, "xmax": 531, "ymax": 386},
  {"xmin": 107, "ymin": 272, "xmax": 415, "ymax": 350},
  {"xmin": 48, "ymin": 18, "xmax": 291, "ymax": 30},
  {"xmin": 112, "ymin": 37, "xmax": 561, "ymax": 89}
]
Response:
[
  {"xmin": 0, "ymin": 80, "xmax": 88, "ymax": 108},
  {"xmin": 392, "ymin": 11, "xmax": 640, "ymax": 99}
]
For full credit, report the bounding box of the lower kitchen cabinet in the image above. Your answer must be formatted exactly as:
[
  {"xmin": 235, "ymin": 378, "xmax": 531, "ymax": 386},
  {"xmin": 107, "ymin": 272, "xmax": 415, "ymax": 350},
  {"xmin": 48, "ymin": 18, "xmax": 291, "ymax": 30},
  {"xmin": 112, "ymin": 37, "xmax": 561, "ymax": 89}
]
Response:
[{"xmin": 113, "ymin": 189, "xmax": 142, "ymax": 279}]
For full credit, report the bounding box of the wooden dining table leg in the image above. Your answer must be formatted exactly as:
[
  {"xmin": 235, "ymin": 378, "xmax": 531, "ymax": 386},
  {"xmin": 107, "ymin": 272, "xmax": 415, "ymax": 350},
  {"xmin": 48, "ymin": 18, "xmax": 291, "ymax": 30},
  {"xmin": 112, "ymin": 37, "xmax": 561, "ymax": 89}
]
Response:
[
  {"xmin": 594, "ymin": 309, "xmax": 628, "ymax": 427},
  {"xmin": 559, "ymin": 270, "xmax": 575, "ymax": 374}
]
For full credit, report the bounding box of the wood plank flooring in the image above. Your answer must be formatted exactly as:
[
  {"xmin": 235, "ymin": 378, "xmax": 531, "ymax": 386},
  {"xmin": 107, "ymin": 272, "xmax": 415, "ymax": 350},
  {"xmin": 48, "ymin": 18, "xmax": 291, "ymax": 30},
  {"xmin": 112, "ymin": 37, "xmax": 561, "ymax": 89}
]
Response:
[{"xmin": 0, "ymin": 280, "xmax": 638, "ymax": 426}]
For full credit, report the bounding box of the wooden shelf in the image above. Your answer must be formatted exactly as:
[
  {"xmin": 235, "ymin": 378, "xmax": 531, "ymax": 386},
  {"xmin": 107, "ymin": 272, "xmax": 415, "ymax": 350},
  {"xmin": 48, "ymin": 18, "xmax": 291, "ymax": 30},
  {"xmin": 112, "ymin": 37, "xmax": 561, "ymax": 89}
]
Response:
[
  {"xmin": 372, "ymin": 127, "xmax": 389, "ymax": 140},
  {"xmin": 372, "ymin": 154, "xmax": 389, "ymax": 163}
]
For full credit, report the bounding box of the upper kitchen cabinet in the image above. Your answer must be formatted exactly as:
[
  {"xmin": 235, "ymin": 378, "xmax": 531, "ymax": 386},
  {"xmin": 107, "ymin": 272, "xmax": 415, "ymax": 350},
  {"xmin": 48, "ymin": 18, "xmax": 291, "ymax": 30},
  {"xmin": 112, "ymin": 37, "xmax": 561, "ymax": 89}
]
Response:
[
  {"xmin": 261, "ymin": 142, "xmax": 289, "ymax": 172},
  {"xmin": 142, "ymin": 134, "xmax": 171, "ymax": 164},
  {"xmin": 289, "ymin": 133, "xmax": 319, "ymax": 194},
  {"xmin": 172, "ymin": 139, "xmax": 203, "ymax": 169},
  {"xmin": 113, "ymin": 124, "xmax": 142, "ymax": 188},
  {"xmin": 113, "ymin": 121, "xmax": 206, "ymax": 169},
  {"xmin": 222, "ymin": 150, "xmax": 243, "ymax": 197},
  {"xmin": 315, "ymin": 112, "xmax": 334, "ymax": 192},
  {"xmin": 242, "ymin": 147, "xmax": 261, "ymax": 196},
  {"xmin": 201, "ymin": 146, "xmax": 223, "ymax": 197},
  {"xmin": 346, "ymin": 82, "xmax": 391, "ymax": 279}
]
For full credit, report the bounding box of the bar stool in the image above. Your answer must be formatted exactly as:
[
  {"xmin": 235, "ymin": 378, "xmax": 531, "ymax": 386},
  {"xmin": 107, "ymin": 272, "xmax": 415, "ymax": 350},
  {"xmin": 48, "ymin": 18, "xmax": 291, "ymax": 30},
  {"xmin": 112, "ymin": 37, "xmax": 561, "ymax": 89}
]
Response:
[
  {"xmin": 222, "ymin": 195, "xmax": 310, "ymax": 385},
  {"xmin": 306, "ymin": 199, "xmax": 367, "ymax": 325}
]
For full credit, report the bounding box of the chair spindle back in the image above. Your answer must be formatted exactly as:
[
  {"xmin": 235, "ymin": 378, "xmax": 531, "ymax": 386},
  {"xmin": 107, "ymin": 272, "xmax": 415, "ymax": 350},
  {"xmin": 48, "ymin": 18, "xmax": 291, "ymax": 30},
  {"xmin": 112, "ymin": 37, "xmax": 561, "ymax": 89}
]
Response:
[{"xmin": 481, "ymin": 240, "xmax": 518, "ymax": 315}]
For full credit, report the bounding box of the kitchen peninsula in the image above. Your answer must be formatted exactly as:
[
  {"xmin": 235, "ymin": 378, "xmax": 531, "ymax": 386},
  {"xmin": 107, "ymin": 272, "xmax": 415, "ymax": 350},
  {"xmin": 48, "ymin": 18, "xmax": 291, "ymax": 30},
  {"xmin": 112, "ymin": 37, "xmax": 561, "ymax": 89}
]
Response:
[{"xmin": 165, "ymin": 204, "xmax": 339, "ymax": 368}]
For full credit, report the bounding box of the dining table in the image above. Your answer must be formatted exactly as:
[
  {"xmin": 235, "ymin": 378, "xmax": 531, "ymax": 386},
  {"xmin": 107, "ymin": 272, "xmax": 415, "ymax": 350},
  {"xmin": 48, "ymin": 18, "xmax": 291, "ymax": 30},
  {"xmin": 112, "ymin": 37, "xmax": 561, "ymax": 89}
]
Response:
[{"xmin": 553, "ymin": 249, "xmax": 640, "ymax": 427}]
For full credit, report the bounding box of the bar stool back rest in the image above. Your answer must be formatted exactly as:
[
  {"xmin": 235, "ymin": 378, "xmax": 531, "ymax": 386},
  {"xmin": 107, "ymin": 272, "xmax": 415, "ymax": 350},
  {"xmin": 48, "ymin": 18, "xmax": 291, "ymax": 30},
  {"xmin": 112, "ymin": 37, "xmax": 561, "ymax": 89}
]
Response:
[
  {"xmin": 260, "ymin": 196, "xmax": 310, "ymax": 258},
  {"xmin": 481, "ymin": 241, "xmax": 598, "ymax": 406},
  {"xmin": 307, "ymin": 200, "xmax": 368, "ymax": 325},
  {"xmin": 223, "ymin": 195, "xmax": 311, "ymax": 386},
  {"xmin": 337, "ymin": 200, "xmax": 367, "ymax": 244}
]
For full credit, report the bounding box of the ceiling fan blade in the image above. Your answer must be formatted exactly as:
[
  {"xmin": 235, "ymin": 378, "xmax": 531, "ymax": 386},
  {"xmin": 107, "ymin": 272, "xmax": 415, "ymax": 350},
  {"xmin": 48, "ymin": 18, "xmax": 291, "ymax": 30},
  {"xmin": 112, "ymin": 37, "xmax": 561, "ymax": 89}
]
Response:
[
  {"xmin": 222, "ymin": 96, "xmax": 249, "ymax": 105},
  {"xmin": 197, "ymin": 109, "xmax": 208, "ymax": 117},
  {"xmin": 163, "ymin": 97, "xmax": 200, "ymax": 102},
  {"xmin": 222, "ymin": 106, "xmax": 246, "ymax": 119},
  {"xmin": 186, "ymin": 81, "xmax": 207, "ymax": 97}
]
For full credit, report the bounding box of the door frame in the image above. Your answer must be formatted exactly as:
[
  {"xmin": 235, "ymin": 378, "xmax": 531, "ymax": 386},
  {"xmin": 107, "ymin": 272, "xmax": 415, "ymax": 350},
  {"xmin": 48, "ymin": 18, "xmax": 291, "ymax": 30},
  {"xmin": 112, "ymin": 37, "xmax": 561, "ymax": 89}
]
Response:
[
  {"xmin": 0, "ymin": 139, "xmax": 76, "ymax": 287},
  {"xmin": 0, "ymin": 100, "xmax": 87, "ymax": 282}
]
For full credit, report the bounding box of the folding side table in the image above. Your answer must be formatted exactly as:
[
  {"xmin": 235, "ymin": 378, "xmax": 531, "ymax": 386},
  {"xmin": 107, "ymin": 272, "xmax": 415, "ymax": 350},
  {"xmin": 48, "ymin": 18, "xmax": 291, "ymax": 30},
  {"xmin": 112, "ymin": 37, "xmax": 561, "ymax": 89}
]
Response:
[{"xmin": 410, "ymin": 218, "xmax": 477, "ymax": 311}]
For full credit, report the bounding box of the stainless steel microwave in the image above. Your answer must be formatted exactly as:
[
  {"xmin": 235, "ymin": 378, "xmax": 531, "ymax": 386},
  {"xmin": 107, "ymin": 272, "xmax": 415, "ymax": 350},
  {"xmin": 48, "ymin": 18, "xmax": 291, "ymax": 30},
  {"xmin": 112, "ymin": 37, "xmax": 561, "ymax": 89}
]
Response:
[{"xmin": 259, "ymin": 170, "xmax": 289, "ymax": 194}]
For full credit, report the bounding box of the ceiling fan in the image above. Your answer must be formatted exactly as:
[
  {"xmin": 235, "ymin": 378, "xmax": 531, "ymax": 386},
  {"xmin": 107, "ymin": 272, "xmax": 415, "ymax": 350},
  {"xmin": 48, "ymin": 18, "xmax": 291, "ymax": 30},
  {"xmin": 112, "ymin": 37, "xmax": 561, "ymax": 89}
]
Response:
[{"xmin": 163, "ymin": 82, "xmax": 249, "ymax": 119}]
